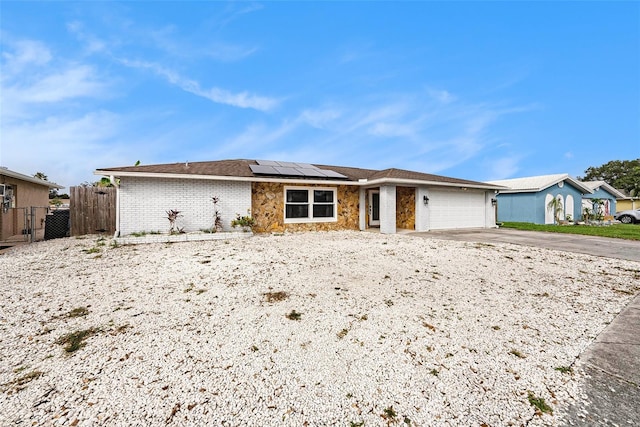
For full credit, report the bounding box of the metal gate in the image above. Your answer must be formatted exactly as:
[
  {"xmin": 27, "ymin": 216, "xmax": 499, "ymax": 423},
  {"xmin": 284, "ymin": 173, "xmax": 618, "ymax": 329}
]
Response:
[{"xmin": 0, "ymin": 206, "xmax": 60, "ymax": 248}]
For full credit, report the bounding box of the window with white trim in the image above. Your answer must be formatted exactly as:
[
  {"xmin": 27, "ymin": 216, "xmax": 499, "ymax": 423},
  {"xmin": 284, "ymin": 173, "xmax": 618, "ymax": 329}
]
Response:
[{"xmin": 284, "ymin": 187, "xmax": 337, "ymax": 223}]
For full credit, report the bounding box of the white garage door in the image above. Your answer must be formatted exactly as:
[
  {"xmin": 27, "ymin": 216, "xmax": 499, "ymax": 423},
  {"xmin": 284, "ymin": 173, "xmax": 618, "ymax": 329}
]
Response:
[{"xmin": 429, "ymin": 190, "xmax": 486, "ymax": 230}]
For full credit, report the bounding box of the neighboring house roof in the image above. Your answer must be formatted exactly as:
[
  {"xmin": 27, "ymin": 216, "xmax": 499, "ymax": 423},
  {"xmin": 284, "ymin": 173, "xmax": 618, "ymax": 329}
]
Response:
[
  {"xmin": 95, "ymin": 159, "xmax": 502, "ymax": 190},
  {"xmin": 487, "ymin": 173, "xmax": 593, "ymax": 194},
  {"xmin": 580, "ymin": 181, "xmax": 626, "ymax": 199},
  {"xmin": 615, "ymin": 188, "xmax": 638, "ymax": 200},
  {"xmin": 0, "ymin": 167, "xmax": 64, "ymax": 189}
]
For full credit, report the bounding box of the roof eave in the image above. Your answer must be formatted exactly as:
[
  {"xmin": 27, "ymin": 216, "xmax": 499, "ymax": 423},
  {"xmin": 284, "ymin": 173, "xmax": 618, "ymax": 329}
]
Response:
[
  {"xmin": 1, "ymin": 168, "xmax": 64, "ymax": 189},
  {"xmin": 96, "ymin": 170, "xmax": 504, "ymax": 190}
]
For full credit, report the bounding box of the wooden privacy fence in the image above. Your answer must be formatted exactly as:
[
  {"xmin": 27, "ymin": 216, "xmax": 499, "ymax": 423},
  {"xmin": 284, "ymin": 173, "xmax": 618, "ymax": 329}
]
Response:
[{"xmin": 70, "ymin": 186, "xmax": 116, "ymax": 236}]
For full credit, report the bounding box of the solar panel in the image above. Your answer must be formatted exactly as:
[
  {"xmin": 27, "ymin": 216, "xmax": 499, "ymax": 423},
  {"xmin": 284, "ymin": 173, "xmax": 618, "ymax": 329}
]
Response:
[
  {"xmin": 321, "ymin": 169, "xmax": 348, "ymax": 178},
  {"xmin": 294, "ymin": 162, "xmax": 315, "ymax": 169},
  {"xmin": 251, "ymin": 161, "xmax": 348, "ymax": 179},
  {"xmin": 275, "ymin": 166, "xmax": 304, "ymax": 176},
  {"xmin": 296, "ymin": 168, "xmax": 325, "ymax": 176},
  {"xmin": 255, "ymin": 160, "xmax": 280, "ymax": 166},
  {"xmin": 249, "ymin": 165, "xmax": 278, "ymax": 174}
]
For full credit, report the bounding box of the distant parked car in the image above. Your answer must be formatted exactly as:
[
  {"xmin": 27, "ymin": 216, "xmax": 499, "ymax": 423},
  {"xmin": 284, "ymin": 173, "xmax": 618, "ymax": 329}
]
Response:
[{"xmin": 614, "ymin": 209, "xmax": 640, "ymax": 224}]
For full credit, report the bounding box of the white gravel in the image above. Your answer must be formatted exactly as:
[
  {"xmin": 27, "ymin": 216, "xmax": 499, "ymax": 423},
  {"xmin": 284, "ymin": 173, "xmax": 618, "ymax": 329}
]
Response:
[{"xmin": 1, "ymin": 231, "xmax": 638, "ymax": 426}]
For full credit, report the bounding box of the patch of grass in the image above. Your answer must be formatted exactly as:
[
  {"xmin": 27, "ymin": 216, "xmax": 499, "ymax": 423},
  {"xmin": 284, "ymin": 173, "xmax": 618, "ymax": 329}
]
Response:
[
  {"xmin": 56, "ymin": 328, "xmax": 100, "ymax": 353},
  {"xmin": 555, "ymin": 366, "xmax": 573, "ymax": 374},
  {"xmin": 509, "ymin": 349, "xmax": 526, "ymax": 359},
  {"xmin": 286, "ymin": 310, "xmax": 302, "ymax": 321},
  {"xmin": 83, "ymin": 247, "xmax": 101, "ymax": 254},
  {"xmin": 429, "ymin": 369, "xmax": 439, "ymax": 376},
  {"xmin": 264, "ymin": 291, "xmax": 289, "ymax": 303},
  {"xmin": 528, "ymin": 392, "xmax": 553, "ymax": 414},
  {"xmin": 1, "ymin": 370, "xmax": 44, "ymax": 393},
  {"xmin": 350, "ymin": 422, "xmax": 364, "ymax": 427},
  {"xmin": 66, "ymin": 307, "xmax": 89, "ymax": 318},
  {"xmin": 501, "ymin": 222, "xmax": 640, "ymax": 241}
]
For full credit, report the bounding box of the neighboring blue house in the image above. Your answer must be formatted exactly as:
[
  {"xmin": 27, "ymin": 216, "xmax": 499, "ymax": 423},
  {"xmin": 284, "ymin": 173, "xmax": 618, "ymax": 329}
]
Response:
[
  {"xmin": 580, "ymin": 181, "xmax": 625, "ymax": 218},
  {"xmin": 487, "ymin": 174, "xmax": 594, "ymax": 224}
]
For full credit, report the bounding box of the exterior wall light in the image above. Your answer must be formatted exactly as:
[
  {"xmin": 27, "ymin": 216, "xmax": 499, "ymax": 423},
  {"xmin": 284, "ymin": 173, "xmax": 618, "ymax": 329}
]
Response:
[
  {"xmin": 423, "ymin": 195, "xmax": 429, "ymax": 205},
  {"xmin": 491, "ymin": 198, "xmax": 498, "ymax": 206}
]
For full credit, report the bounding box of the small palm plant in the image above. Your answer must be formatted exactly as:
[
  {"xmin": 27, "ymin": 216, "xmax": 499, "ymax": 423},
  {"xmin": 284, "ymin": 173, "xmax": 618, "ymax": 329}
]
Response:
[
  {"xmin": 166, "ymin": 209, "xmax": 183, "ymax": 234},
  {"xmin": 211, "ymin": 196, "xmax": 223, "ymax": 232},
  {"xmin": 547, "ymin": 197, "xmax": 563, "ymax": 225}
]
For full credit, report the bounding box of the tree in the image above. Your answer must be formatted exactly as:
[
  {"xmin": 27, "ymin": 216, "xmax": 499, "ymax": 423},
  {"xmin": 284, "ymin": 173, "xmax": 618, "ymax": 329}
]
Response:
[
  {"xmin": 34, "ymin": 171, "xmax": 59, "ymax": 199},
  {"xmin": 577, "ymin": 159, "xmax": 640, "ymax": 196},
  {"xmin": 547, "ymin": 197, "xmax": 563, "ymax": 225}
]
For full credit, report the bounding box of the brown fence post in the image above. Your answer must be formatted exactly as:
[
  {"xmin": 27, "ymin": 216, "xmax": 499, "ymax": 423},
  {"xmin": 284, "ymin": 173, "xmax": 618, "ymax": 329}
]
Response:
[{"xmin": 70, "ymin": 186, "xmax": 116, "ymax": 236}]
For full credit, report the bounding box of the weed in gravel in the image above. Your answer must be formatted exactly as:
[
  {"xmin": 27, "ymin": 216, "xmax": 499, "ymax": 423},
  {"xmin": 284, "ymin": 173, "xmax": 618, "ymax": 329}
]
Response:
[
  {"xmin": 429, "ymin": 369, "xmax": 439, "ymax": 376},
  {"xmin": 250, "ymin": 345, "xmax": 259, "ymax": 352},
  {"xmin": 423, "ymin": 322, "xmax": 436, "ymax": 331},
  {"xmin": 555, "ymin": 366, "xmax": 573, "ymax": 374},
  {"xmin": 84, "ymin": 247, "xmax": 100, "ymax": 254},
  {"xmin": 510, "ymin": 349, "xmax": 526, "ymax": 359},
  {"xmin": 56, "ymin": 328, "xmax": 100, "ymax": 353},
  {"xmin": 381, "ymin": 406, "xmax": 397, "ymax": 422},
  {"xmin": 264, "ymin": 291, "xmax": 289, "ymax": 303},
  {"xmin": 403, "ymin": 416, "xmax": 411, "ymax": 424},
  {"xmin": 350, "ymin": 422, "xmax": 364, "ymax": 427},
  {"xmin": 492, "ymin": 325, "xmax": 501, "ymax": 330},
  {"xmin": 66, "ymin": 307, "xmax": 89, "ymax": 318},
  {"xmin": 1, "ymin": 370, "xmax": 44, "ymax": 393},
  {"xmin": 528, "ymin": 392, "xmax": 553, "ymax": 414},
  {"xmin": 337, "ymin": 328, "xmax": 349, "ymax": 339},
  {"xmin": 110, "ymin": 324, "xmax": 131, "ymax": 335},
  {"xmin": 286, "ymin": 310, "xmax": 302, "ymax": 321}
]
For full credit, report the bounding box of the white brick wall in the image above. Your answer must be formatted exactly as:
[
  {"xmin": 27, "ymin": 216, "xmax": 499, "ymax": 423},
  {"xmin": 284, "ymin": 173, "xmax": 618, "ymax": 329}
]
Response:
[{"xmin": 118, "ymin": 177, "xmax": 252, "ymax": 236}]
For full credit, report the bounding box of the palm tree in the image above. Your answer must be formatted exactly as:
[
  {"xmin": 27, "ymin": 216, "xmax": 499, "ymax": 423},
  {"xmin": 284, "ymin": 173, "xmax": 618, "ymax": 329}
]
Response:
[{"xmin": 547, "ymin": 197, "xmax": 563, "ymax": 225}]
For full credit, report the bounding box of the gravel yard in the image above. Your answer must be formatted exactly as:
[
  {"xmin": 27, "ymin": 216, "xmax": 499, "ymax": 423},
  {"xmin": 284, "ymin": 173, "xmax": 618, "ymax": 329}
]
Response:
[{"xmin": 1, "ymin": 231, "xmax": 638, "ymax": 426}]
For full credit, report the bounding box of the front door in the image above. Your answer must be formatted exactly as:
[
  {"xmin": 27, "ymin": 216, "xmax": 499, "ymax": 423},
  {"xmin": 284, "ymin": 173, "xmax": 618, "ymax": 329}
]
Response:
[{"xmin": 369, "ymin": 190, "xmax": 380, "ymax": 227}]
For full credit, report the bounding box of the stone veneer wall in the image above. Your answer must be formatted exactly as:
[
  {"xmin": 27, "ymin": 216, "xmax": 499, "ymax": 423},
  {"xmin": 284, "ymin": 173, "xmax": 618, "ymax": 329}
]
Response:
[
  {"xmin": 251, "ymin": 182, "xmax": 360, "ymax": 233},
  {"xmin": 396, "ymin": 186, "xmax": 416, "ymax": 230}
]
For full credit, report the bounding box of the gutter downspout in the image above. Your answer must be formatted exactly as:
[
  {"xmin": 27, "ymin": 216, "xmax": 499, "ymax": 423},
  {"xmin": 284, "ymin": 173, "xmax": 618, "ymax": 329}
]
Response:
[{"xmin": 110, "ymin": 175, "xmax": 120, "ymax": 238}]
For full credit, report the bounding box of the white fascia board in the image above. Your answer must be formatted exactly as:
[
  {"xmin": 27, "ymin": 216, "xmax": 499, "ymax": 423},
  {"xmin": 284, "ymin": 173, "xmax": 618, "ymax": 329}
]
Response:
[
  {"xmin": 362, "ymin": 177, "xmax": 505, "ymax": 190},
  {"xmin": 0, "ymin": 168, "xmax": 64, "ymax": 189},
  {"xmin": 95, "ymin": 170, "xmax": 505, "ymax": 190},
  {"xmin": 598, "ymin": 183, "xmax": 626, "ymax": 199},
  {"xmin": 562, "ymin": 177, "xmax": 594, "ymax": 194},
  {"xmin": 94, "ymin": 170, "xmax": 361, "ymax": 186}
]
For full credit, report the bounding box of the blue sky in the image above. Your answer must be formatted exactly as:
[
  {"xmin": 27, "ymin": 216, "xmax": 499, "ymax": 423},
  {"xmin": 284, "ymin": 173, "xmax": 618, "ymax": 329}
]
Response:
[{"xmin": 1, "ymin": 1, "xmax": 638, "ymax": 189}]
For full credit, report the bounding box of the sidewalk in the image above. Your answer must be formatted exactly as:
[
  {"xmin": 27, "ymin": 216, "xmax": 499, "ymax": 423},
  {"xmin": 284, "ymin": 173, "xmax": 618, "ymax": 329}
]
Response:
[{"xmin": 562, "ymin": 292, "xmax": 640, "ymax": 425}]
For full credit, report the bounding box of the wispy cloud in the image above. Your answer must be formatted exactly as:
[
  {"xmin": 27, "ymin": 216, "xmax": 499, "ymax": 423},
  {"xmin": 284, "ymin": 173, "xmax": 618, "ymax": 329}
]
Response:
[
  {"xmin": 1, "ymin": 38, "xmax": 109, "ymax": 120},
  {"xmin": 66, "ymin": 21, "xmax": 107, "ymax": 54},
  {"xmin": 119, "ymin": 58, "xmax": 279, "ymax": 111}
]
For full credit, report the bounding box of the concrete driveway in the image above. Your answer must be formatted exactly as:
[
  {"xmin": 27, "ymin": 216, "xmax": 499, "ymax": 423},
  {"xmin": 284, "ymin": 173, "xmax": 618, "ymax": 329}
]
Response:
[{"xmin": 412, "ymin": 227, "xmax": 640, "ymax": 262}]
